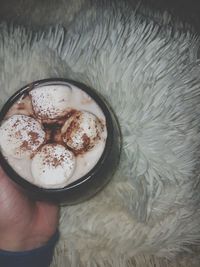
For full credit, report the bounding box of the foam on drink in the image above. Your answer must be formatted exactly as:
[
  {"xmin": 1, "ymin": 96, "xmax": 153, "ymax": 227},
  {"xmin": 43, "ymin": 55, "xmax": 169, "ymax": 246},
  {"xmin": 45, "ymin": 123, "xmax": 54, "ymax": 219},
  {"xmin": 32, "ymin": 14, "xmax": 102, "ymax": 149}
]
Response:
[
  {"xmin": 30, "ymin": 85, "xmax": 73, "ymax": 120},
  {"xmin": 61, "ymin": 110, "xmax": 103, "ymax": 152},
  {"xmin": 0, "ymin": 83, "xmax": 107, "ymax": 188},
  {"xmin": 31, "ymin": 144, "xmax": 76, "ymax": 189},
  {"xmin": 0, "ymin": 114, "xmax": 45, "ymax": 158}
]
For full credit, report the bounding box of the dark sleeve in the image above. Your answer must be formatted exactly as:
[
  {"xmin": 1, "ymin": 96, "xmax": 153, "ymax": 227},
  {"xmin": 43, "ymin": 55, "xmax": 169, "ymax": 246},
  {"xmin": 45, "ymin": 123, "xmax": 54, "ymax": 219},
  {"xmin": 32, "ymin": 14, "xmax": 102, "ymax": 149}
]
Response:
[{"xmin": 0, "ymin": 230, "xmax": 59, "ymax": 267}]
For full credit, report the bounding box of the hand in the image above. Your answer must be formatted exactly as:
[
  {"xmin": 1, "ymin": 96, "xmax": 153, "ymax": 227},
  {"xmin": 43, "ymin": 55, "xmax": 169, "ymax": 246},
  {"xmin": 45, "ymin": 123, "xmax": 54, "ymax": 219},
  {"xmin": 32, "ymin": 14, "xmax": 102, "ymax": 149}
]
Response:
[{"xmin": 0, "ymin": 166, "xmax": 59, "ymax": 251}]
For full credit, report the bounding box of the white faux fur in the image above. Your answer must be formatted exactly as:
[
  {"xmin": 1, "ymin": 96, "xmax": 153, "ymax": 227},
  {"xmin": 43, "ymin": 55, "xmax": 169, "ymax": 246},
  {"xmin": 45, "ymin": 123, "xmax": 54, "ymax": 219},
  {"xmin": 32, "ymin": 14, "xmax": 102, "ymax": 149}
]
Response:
[{"xmin": 0, "ymin": 1, "xmax": 200, "ymax": 266}]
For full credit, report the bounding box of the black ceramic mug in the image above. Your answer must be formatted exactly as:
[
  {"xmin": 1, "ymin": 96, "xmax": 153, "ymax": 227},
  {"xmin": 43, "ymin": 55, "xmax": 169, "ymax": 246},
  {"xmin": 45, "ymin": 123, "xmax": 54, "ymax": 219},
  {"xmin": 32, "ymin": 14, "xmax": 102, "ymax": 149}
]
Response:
[{"xmin": 0, "ymin": 78, "xmax": 121, "ymax": 204}]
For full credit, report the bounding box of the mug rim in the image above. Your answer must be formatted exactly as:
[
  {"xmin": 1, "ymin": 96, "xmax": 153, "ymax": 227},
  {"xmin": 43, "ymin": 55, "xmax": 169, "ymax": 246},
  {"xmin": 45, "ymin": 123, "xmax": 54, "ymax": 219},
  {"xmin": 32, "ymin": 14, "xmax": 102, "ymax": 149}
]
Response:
[{"xmin": 0, "ymin": 78, "xmax": 115, "ymax": 193}]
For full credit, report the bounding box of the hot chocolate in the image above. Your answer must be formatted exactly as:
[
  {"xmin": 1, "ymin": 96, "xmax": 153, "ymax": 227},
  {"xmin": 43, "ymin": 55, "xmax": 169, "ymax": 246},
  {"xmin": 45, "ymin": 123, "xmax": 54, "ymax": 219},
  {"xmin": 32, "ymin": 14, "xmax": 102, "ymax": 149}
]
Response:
[{"xmin": 0, "ymin": 83, "xmax": 107, "ymax": 188}]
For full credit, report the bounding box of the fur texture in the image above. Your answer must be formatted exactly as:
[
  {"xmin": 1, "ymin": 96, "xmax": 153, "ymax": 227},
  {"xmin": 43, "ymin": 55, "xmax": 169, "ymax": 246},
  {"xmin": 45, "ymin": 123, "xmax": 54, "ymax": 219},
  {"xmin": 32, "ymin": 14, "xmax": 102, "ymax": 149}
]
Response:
[{"xmin": 0, "ymin": 1, "xmax": 200, "ymax": 266}]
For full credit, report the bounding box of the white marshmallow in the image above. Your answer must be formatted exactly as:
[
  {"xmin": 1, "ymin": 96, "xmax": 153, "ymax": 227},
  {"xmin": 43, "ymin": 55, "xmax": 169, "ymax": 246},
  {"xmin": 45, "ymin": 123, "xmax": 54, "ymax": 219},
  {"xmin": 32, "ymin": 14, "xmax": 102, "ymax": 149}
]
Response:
[
  {"xmin": 61, "ymin": 111, "xmax": 103, "ymax": 152},
  {"xmin": 31, "ymin": 144, "xmax": 76, "ymax": 188},
  {"xmin": 0, "ymin": 114, "xmax": 45, "ymax": 158},
  {"xmin": 29, "ymin": 85, "xmax": 72, "ymax": 119}
]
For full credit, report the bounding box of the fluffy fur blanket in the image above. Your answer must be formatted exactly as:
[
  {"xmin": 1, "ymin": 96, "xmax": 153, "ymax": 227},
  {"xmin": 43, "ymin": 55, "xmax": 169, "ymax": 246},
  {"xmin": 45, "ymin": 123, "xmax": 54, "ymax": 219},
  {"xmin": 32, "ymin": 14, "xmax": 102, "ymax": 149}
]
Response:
[{"xmin": 0, "ymin": 1, "xmax": 200, "ymax": 266}]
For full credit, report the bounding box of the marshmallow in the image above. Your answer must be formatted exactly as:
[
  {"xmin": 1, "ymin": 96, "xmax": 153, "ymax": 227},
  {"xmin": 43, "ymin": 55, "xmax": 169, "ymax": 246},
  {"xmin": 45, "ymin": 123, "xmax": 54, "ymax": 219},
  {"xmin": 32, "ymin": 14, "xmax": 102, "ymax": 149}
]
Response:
[
  {"xmin": 0, "ymin": 114, "xmax": 45, "ymax": 158},
  {"xmin": 31, "ymin": 144, "xmax": 76, "ymax": 188},
  {"xmin": 61, "ymin": 111, "xmax": 103, "ymax": 152},
  {"xmin": 29, "ymin": 85, "xmax": 72, "ymax": 119}
]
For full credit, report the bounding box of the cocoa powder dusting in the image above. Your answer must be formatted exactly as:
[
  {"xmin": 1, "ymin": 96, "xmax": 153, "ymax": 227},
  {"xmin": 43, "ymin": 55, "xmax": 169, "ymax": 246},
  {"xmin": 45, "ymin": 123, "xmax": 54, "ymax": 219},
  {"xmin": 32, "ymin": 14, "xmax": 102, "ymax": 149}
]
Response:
[
  {"xmin": 20, "ymin": 140, "xmax": 31, "ymax": 151},
  {"xmin": 41, "ymin": 144, "xmax": 70, "ymax": 168},
  {"xmin": 82, "ymin": 133, "xmax": 90, "ymax": 148},
  {"xmin": 65, "ymin": 109, "xmax": 77, "ymax": 120},
  {"xmin": 65, "ymin": 120, "xmax": 79, "ymax": 141},
  {"xmin": 28, "ymin": 131, "xmax": 39, "ymax": 142}
]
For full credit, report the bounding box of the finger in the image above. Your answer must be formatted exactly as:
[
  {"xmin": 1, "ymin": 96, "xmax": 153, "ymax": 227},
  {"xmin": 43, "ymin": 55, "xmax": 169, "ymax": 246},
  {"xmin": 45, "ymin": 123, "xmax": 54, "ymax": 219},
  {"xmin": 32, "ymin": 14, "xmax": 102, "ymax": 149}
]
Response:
[{"xmin": 34, "ymin": 200, "xmax": 60, "ymax": 237}]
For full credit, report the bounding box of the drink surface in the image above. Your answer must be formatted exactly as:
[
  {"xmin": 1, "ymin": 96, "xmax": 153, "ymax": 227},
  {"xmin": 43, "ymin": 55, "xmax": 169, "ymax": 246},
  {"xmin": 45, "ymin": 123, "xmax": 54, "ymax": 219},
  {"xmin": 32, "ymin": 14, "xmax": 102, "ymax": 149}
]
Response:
[{"xmin": 0, "ymin": 83, "xmax": 107, "ymax": 188}]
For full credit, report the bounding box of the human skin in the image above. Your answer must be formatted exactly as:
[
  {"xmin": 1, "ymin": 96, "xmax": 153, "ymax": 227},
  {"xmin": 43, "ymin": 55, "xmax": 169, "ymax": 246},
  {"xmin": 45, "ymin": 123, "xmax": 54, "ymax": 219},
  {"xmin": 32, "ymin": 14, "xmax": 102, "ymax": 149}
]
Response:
[{"xmin": 0, "ymin": 166, "xmax": 59, "ymax": 251}]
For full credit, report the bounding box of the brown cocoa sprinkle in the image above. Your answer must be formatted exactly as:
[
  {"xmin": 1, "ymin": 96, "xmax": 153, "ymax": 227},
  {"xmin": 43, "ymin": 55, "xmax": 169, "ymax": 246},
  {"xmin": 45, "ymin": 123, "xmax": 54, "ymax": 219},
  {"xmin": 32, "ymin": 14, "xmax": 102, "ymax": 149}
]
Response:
[
  {"xmin": 20, "ymin": 140, "xmax": 31, "ymax": 150},
  {"xmin": 45, "ymin": 128, "xmax": 52, "ymax": 143},
  {"xmin": 15, "ymin": 130, "xmax": 21, "ymax": 137},
  {"xmin": 65, "ymin": 109, "xmax": 77, "ymax": 120},
  {"xmin": 65, "ymin": 120, "xmax": 79, "ymax": 140},
  {"xmin": 52, "ymin": 128, "xmax": 63, "ymax": 143},
  {"xmin": 41, "ymin": 117, "xmax": 66, "ymax": 125},
  {"xmin": 40, "ymin": 144, "xmax": 72, "ymax": 168},
  {"xmin": 75, "ymin": 113, "xmax": 81, "ymax": 119},
  {"xmin": 72, "ymin": 147, "xmax": 90, "ymax": 155},
  {"xmin": 12, "ymin": 119, "xmax": 20, "ymax": 128},
  {"xmin": 82, "ymin": 133, "xmax": 90, "ymax": 148},
  {"xmin": 52, "ymin": 157, "xmax": 61, "ymax": 167},
  {"xmin": 28, "ymin": 131, "xmax": 39, "ymax": 142},
  {"xmin": 43, "ymin": 124, "xmax": 63, "ymax": 144}
]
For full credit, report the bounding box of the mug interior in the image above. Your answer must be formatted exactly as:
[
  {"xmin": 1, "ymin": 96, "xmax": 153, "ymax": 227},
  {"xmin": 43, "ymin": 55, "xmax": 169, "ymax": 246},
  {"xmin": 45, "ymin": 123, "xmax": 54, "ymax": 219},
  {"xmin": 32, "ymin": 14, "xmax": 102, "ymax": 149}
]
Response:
[{"xmin": 0, "ymin": 79, "xmax": 116, "ymax": 194}]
